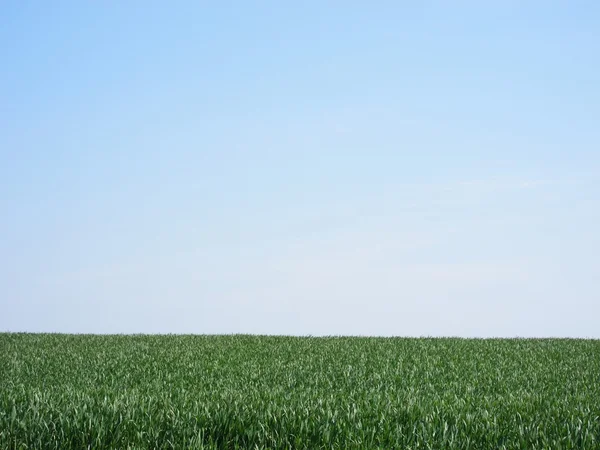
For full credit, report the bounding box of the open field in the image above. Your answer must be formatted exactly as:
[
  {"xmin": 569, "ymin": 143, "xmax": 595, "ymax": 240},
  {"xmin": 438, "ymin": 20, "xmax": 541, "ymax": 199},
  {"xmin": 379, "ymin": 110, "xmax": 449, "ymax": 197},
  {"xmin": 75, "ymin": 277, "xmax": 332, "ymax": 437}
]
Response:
[{"xmin": 1, "ymin": 334, "xmax": 599, "ymax": 449}]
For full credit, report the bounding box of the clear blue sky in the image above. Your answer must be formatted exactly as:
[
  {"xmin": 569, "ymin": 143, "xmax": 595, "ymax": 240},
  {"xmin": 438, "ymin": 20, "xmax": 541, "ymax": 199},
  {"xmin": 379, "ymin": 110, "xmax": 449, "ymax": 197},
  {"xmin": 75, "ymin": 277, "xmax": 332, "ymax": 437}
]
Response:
[{"xmin": 2, "ymin": 1, "xmax": 599, "ymax": 337}]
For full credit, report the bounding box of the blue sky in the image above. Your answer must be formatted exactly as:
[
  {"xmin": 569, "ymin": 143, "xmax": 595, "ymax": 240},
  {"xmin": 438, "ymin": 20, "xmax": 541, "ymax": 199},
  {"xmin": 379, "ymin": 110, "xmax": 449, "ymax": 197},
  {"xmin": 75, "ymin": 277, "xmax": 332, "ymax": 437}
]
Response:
[{"xmin": 2, "ymin": 1, "xmax": 599, "ymax": 336}]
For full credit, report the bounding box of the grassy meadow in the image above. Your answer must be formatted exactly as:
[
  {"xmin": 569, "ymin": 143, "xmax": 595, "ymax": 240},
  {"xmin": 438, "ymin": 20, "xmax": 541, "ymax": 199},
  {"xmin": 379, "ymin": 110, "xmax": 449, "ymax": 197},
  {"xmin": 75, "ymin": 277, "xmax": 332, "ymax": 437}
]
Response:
[{"xmin": 1, "ymin": 334, "xmax": 599, "ymax": 449}]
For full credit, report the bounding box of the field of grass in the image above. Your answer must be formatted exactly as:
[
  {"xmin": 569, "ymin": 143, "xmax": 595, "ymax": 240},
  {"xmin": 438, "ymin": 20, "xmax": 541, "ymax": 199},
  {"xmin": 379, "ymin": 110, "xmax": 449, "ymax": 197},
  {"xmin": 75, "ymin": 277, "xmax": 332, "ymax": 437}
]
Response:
[{"xmin": 1, "ymin": 334, "xmax": 599, "ymax": 449}]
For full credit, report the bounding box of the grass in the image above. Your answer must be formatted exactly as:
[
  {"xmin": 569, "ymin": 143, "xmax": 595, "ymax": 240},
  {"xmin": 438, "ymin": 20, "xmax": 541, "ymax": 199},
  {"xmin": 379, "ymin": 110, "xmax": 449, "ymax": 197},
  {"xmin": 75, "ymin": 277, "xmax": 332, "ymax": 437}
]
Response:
[{"xmin": 1, "ymin": 334, "xmax": 599, "ymax": 449}]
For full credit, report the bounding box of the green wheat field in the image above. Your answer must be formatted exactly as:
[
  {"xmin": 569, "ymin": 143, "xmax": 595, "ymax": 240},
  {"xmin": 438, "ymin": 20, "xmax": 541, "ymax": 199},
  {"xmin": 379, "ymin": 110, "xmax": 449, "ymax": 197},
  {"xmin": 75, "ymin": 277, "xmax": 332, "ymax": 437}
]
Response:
[{"xmin": 1, "ymin": 334, "xmax": 599, "ymax": 449}]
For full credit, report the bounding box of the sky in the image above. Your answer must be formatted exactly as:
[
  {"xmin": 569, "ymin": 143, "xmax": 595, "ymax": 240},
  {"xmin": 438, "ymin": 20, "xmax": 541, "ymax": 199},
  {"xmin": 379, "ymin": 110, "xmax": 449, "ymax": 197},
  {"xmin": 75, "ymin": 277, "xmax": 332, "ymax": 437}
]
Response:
[{"xmin": 1, "ymin": 1, "xmax": 599, "ymax": 337}]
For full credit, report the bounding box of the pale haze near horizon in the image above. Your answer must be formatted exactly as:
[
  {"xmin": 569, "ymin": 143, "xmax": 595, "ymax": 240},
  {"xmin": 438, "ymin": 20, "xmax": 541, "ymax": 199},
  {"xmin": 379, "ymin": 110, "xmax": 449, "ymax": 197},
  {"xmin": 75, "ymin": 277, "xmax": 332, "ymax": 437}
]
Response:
[{"xmin": 1, "ymin": 2, "xmax": 599, "ymax": 337}]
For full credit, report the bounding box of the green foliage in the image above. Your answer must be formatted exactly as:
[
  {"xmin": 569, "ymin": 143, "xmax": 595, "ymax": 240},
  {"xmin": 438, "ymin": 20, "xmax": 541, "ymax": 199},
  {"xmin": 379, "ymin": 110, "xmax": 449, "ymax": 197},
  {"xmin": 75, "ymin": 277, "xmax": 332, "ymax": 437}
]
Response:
[{"xmin": 1, "ymin": 334, "xmax": 599, "ymax": 449}]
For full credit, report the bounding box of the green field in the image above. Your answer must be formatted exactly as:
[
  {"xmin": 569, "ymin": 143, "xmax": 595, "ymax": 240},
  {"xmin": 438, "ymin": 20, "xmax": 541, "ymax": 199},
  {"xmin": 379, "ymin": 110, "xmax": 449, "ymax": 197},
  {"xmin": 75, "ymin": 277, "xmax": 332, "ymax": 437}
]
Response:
[{"xmin": 1, "ymin": 334, "xmax": 599, "ymax": 449}]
